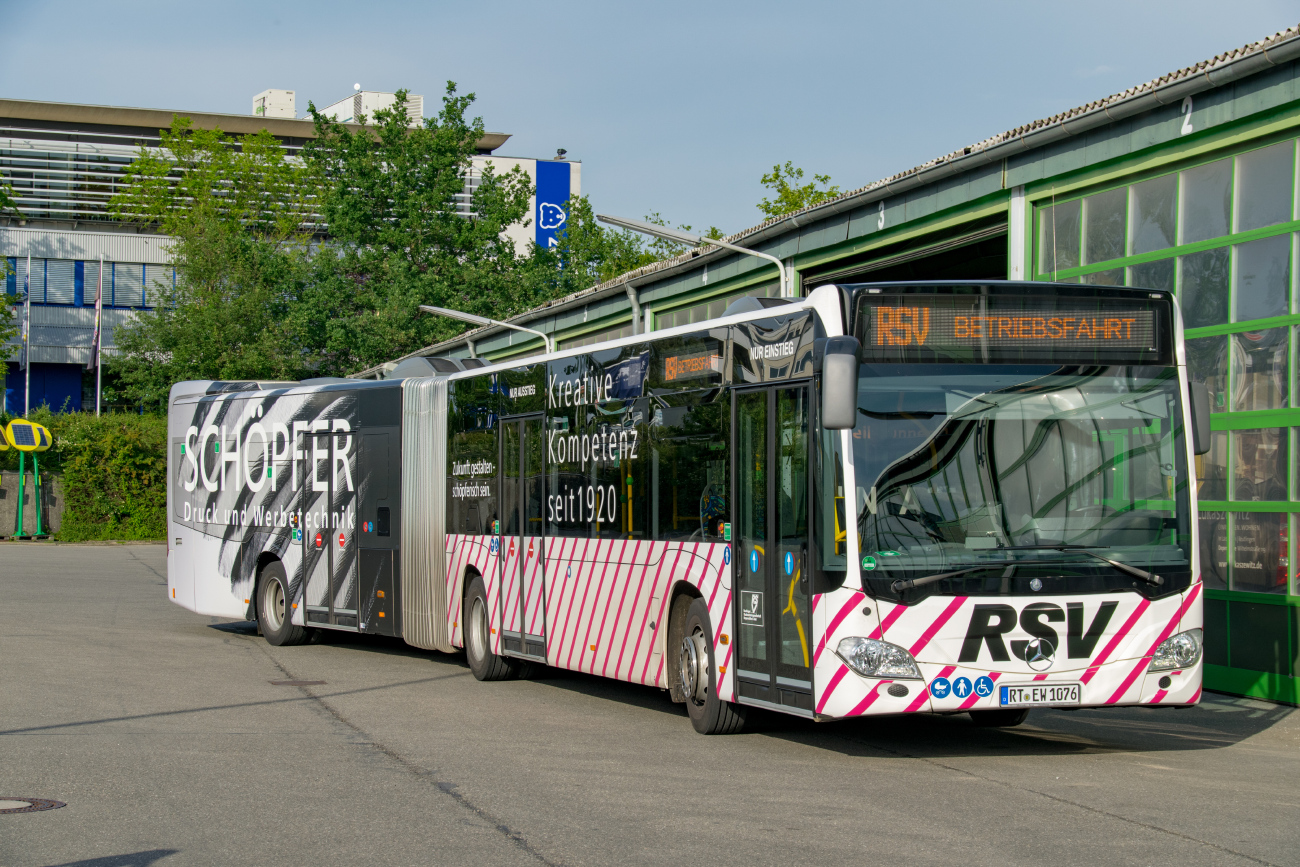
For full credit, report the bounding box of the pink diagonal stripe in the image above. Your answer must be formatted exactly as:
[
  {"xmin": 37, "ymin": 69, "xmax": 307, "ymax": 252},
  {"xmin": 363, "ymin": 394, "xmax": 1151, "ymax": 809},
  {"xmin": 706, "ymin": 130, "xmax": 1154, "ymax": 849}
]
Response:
[
  {"xmin": 908, "ymin": 597, "xmax": 967, "ymax": 657},
  {"xmin": 635, "ymin": 545, "xmax": 685, "ymax": 683},
  {"xmin": 543, "ymin": 536, "xmax": 577, "ymax": 658},
  {"xmin": 550, "ymin": 537, "xmax": 591, "ymax": 660},
  {"xmin": 601, "ymin": 541, "xmax": 643, "ymax": 677},
  {"xmin": 614, "ymin": 543, "xmax": 665, "ymax": 680},
  {"xmin": 1149, "ymin": 689, "xmax": 1168, "ymax": 704},
  {"xmin": 814, "ymin": 593, "xmax": 865, "ymax": 665},
  {"xmin": 871, "ymin": 603, "xmax": 908, "ymax": 640},
  {"xmin": 592, "ymin": 539, "xmax": 633, "ymax": 674},
  {"xmin": 571, "ymin": 547, "xmax": 614, "ymax": 670},
  {"xmin": 605, "ymin": 553, "xmax": 650, "ymax": 681},
  {"xmin": 815, "ymin": 664, "xmax": 851, "ymax": 714},
  {"xmin": 847, "ymin": 682, "xmax": 891, "ymax": 717},
  {"xmin": 1080, "ymin": 598, "xmax": 1151, "ymax": 684},
  {"xmin": 1105, "ymin": 583, "xmax": 1201, "ymax": 705},
  {"xmin": 712, "ymin": 594, "xmax": 732, "ymax": 652},
  {"xmin": 1032, "ymin": 673, "xmax": 1048, "ymax": 681},
  {"xmin": 559, "ymin": 539, "xmax": 600, "ymax": 668},
  {"xmin": 624, "ymin": 545, "xmax": 676, "ymax": 681}
]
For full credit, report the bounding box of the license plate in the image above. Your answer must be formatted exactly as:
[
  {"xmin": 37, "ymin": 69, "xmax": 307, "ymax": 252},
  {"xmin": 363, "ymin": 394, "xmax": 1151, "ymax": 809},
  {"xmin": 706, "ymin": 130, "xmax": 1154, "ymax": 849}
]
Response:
[{"xmin": 999, "ymin": 683, "xmax": 1081, "ymax": 707}]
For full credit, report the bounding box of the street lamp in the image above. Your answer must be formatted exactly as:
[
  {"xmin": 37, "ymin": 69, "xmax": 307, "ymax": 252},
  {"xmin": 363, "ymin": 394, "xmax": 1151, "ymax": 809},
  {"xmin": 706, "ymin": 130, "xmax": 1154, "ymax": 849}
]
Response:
[
  {"xmin": 417, "ymin": 305, "xmax": 555, "ymax": 355},
  {"xmin": 596, "ymin": 213, "xmax": 791, "ymax": 298}
]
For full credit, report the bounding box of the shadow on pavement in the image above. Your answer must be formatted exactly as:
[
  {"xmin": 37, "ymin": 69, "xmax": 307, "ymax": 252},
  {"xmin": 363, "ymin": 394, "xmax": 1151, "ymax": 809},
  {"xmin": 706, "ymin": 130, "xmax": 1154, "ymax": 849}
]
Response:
[
  {"xmin": 45, "ymin": 849, "xmax": 178, "ymax": 867},
  {"xmin": 757, "ymin": 692, "xmax": 1296, "ymax": 759}
]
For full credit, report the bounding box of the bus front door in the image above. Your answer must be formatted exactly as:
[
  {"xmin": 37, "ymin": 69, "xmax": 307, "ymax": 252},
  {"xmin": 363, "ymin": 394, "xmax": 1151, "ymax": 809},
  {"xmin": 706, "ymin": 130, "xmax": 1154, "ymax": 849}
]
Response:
[
  {"xmin": 499, "ymin": 415, "xmax": 547, "ymax": 661},
  {"xmin": 733, "ymin": 385, "xmax": 813, "ymax": 712}
]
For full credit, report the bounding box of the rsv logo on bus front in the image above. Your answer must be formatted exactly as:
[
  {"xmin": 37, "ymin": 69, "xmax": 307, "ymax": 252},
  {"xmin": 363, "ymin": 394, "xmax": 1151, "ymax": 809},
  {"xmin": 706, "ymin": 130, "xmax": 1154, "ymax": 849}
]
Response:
[{"xmin": 957, "ymin": 601, "xmax": 1118, "ymax": 663}]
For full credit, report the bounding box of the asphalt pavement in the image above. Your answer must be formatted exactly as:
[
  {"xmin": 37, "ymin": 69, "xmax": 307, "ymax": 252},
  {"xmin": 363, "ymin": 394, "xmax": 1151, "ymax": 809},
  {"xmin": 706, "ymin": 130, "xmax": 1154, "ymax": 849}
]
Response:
[{"xmin": 1, "ymin": 544, "xmax": 1297, "ymax": 867}]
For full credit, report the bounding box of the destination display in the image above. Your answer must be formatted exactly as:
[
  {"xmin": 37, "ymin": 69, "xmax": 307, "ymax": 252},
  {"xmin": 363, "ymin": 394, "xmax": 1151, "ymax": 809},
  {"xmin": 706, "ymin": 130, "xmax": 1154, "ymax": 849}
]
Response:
[{"xmin": 856, "ymin": 294, "xmax": 1169, "ymax": 363}]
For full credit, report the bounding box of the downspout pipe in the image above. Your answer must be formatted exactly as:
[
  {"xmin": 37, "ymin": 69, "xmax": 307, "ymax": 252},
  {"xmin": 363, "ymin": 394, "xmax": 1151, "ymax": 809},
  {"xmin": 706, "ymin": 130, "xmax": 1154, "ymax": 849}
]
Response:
[{"xmin": 624, "ymin": 284, "xmax": 642, "ymax": 335}]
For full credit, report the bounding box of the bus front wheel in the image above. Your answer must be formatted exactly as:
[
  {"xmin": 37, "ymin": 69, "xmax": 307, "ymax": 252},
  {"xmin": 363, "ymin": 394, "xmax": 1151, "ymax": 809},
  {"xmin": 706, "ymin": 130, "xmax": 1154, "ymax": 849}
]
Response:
[
  {"xmin": 257, "ymin": 561, "xmax": 311, "ymax": 647},
  {"xmin": 677, "ymin": 597, "xmax": 746, "ymax": 735}
]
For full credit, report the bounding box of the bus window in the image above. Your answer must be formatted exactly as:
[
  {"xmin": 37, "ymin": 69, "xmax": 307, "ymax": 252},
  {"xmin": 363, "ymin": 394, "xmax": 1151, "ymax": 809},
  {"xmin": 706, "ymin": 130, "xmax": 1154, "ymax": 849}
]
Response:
[{"xmin": 648, "ymin": 390, "xmax": 728, "ymax": 542}]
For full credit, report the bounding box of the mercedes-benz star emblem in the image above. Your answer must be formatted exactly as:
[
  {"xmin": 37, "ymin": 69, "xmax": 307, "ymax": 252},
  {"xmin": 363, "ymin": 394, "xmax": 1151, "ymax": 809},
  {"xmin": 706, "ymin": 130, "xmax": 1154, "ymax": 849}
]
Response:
[{"xmin": 1024, "ymin": 638, "xmax": 1055, "ymax": 671}]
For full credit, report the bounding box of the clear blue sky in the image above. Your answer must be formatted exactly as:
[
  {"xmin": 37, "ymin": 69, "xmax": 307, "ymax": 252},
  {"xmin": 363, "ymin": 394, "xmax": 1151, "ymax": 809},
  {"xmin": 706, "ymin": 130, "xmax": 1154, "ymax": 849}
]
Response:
[{"xmin": 4, "ymin": 1, "xmax": 1297, "ymax": 235}]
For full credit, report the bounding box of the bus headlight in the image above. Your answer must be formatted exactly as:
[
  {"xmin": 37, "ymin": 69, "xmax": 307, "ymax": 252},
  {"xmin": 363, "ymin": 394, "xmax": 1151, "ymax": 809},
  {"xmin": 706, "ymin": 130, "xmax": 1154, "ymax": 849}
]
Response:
[
  {"xmin": 1149, "ymin": 628, "xmax": 1203, "ymax": 671},
  {"xmin": 835, "ymin": 637, "xmax": 922, "ymax": 680}
]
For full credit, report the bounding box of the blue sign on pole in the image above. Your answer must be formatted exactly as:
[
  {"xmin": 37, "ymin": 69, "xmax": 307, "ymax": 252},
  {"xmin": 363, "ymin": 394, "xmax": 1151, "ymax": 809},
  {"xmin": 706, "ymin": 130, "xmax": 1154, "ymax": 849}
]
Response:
[{"xmin": 535, "ymin": 161, "xmax": 572, "ymax": 249}]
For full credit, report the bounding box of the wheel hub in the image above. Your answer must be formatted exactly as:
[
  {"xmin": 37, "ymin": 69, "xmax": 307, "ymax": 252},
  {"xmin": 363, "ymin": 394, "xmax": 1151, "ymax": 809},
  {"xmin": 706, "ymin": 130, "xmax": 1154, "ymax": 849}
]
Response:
[
  {"xmin": 468, "ymin": 597, "xmax": 488, "ymax": 660},
  {"xmin": 679, "ymin": 627, "xmax": 709, "ymax": 703},
  {"xmin": 263, "ymin": 577, "xmax": 285, "ymax": 630}
]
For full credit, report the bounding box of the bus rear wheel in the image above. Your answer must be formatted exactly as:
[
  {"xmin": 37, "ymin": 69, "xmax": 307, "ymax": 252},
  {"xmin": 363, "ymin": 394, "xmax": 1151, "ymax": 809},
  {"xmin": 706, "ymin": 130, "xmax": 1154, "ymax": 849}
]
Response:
[
  {"xmin": 969, "ymin": 708, "xmax": 1029, "ymax": 727},
  {"xmin": 677, "ymin": 597, "xmax": 746, "ymax": 735},
  {"xmin": 465, "ymin": 575, "xmax": 520, "ymax": 681},
  {"xmin": 258, "ymin": 561, "xmax": 310, "ymax": 647}
]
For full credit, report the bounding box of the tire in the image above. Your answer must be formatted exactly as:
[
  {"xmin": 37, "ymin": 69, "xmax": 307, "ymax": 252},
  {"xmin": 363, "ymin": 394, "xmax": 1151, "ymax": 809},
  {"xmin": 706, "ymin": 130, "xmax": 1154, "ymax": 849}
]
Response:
[
  {"xmin": 676, "ymin": 596, "xmax": 747, "ymax": 735},
  {"xmin": 969, "ymin": 708, "xmax": 1030, "ymax": 727},
  {"xmin": 464, "ymin": 575, "xmax": 520, "ymax": 681},
  {"xmin": 258, "ymin": 561, "xmax": 311, "ymax": 647}
]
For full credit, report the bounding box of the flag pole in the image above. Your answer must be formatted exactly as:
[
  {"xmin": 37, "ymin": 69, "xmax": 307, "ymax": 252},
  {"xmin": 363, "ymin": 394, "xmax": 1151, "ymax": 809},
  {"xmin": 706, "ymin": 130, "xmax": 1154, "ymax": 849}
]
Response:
[
  {"xmin": 95, "ymin": 254, "xmax": 103, "ymax": 416},
  {"xmin": 23, "ymin": 252, "xmax": 30, "ymax": 417}
]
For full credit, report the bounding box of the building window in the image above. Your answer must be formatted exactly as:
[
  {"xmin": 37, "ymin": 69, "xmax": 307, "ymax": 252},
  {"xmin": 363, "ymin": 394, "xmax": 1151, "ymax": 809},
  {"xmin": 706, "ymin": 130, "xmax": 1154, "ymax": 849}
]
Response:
[
  {"xmin": 45, "ymin": 259, "xmax": 75, "ymax": 305},
  {"xmin": 113, "ymin": 263, "xmax": 144, "ymax": 307},
  {"xmin": 1036, "ymin": 137, "xmax": 1300, "ymax": 605}
]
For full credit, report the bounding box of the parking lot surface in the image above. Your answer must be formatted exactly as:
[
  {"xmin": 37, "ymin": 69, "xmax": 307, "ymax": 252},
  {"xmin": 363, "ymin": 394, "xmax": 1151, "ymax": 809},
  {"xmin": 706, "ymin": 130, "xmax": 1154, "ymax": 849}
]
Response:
[{"xmin": 1, "ymin": 544, "xmax": 1297, "ymax": 866}]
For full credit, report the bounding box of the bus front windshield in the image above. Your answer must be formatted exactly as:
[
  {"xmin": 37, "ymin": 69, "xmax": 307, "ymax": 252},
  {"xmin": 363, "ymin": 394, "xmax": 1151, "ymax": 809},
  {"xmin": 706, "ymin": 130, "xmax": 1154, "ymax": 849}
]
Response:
[{"xmin": 841, "ymin": 363, "xmax": 1193, "ymax": 602}]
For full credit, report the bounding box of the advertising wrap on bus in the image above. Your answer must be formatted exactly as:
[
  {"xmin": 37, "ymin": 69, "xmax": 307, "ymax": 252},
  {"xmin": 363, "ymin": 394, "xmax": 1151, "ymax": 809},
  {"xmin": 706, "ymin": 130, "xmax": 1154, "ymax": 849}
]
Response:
[{"xmin": 168, "ymin": 282, "xmax": 1205, "ymax": 735}]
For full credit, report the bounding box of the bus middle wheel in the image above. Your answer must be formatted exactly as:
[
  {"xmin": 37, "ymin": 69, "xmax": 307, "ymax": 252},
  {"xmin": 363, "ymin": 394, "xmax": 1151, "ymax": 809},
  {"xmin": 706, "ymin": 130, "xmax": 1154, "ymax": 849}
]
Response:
[{"xmin": 676, "ymin": 596, "xmax": 746, "ymax": 735}]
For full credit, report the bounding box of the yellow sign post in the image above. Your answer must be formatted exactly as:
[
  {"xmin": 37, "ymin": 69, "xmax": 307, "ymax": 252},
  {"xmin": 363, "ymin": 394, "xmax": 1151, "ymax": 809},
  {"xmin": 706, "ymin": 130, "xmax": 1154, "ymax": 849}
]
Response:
[{"xmin": 4, "ymin": 420, "xmax": 53, "ymax": 538}]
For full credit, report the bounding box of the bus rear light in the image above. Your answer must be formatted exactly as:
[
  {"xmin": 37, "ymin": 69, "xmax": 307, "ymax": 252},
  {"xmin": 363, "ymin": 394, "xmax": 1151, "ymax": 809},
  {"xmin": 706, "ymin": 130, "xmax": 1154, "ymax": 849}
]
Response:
[
  {"xmin": 835, "ymin": 637, "xmax": 922, "ymax": 680},
  {"xmin": 1149, "ymin": 629, "xmax": 1203, "ymax": 671}
]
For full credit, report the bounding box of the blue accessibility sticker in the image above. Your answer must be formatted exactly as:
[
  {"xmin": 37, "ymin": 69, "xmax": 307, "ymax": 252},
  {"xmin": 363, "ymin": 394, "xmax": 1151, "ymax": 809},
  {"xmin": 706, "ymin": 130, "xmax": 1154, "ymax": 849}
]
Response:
[
  {"xmin": 750, "ymin": 550, "xmax": 760, "ymax": 573},
  {"xmin": 784, "ymin": 551, "xmax": 794, "ymax": 575},
  {"xmin": 973, "ymin": 676, "xmax": 995, "ymax": 698},
  {"xmin": 723, "ymin": 546, "xmax": 731, "ymax": 565},
  {"xmin": 952, "ymin": 677, "xmax": 973, "ymax": 699},
  {"xmin": 929, "ymin": 677, "xmax": 952, "ymax": 699}
]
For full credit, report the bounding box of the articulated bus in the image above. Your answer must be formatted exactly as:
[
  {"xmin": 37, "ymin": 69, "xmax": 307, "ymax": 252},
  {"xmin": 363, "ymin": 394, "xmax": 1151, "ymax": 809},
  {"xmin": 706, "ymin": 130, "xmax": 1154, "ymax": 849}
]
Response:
[{"xmin": 167, "ymin": 281, "xmax": 1210, "ymax": 734}]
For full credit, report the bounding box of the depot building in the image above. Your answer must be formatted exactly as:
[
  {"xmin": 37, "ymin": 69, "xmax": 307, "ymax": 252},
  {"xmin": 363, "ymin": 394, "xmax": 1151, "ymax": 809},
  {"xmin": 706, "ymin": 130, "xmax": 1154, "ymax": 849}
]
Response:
[{"xmin": 376, "ymin": 26, "xmax": 1300, "ymax": 705}]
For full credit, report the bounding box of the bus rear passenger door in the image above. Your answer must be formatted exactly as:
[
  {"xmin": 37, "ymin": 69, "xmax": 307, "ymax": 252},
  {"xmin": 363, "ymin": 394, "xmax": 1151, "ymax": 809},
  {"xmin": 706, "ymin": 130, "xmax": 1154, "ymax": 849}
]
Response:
[
  {"xmin": 733, "ymin": 385, "xmax": 813, "ymax": 713},
  {"xmin": 499, "ymin": 415, "xmax": 547, "ymax": 661}
]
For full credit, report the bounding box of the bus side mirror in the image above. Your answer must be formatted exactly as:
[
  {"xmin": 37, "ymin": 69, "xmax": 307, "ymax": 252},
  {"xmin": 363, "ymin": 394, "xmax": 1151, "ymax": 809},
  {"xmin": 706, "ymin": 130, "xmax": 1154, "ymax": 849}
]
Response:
[
  {"xmin": 821, "ymin": 336, "xmax": 860, "ymax": 430},
  {"xmin": 1189, "ymin": 381, "xmax": 1211, "ymax": 455}
]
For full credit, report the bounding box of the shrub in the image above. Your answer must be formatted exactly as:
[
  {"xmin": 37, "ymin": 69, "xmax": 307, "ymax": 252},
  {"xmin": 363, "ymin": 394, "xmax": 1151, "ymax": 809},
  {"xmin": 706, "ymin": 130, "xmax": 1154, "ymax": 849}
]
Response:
[{"xmin": 2, "ymin": 408, "xmax": 167, "ymax": 541}]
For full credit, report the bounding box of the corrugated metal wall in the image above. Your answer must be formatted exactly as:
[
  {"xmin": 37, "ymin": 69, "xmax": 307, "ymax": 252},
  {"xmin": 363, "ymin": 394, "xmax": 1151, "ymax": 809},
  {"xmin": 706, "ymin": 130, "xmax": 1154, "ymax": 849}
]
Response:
[
  {"xmin": 399, "ymin": 377, "xmax": 451, "ymax": 651},
  {"xmin": 0, "ymin": 226, "xmax": 175, "ymax": 264}
]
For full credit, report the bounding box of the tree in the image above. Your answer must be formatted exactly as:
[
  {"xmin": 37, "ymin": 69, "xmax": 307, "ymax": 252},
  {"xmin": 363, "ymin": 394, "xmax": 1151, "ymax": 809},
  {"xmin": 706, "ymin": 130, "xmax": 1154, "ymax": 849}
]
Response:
[
  {"xmin": 297, "ymin": 85, "xmax": 537, "ymax": 370},
  {"xmin": 108, "ymin": 116, "xmax": 319, "ymax": 405},
  {"xmin": 757, "ymin": 161, "xmax": 841, "ymax": 218}
]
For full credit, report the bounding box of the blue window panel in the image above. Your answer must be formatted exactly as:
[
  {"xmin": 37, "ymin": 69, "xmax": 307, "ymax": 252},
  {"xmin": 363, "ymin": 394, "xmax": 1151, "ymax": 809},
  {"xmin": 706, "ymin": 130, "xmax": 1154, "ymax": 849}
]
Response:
[{"xmin": 74, "ymin": 260, "xmax": 84, "ymax": 307}]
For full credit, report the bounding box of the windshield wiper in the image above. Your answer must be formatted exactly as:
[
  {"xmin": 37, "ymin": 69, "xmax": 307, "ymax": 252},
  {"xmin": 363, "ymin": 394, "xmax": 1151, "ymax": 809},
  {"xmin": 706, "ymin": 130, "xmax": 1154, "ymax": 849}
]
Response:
[
  {"xmin": 997, "ymin": 544, "xmax": 1164, "ymax": 587},
  {"xmin": 891, "ymin": 564, "xmax": 1011, "ymax": 593}
]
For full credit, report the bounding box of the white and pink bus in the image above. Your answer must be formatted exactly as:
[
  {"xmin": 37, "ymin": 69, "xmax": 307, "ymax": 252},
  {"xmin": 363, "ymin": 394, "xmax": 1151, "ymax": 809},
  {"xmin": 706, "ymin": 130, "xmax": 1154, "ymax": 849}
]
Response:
[{"xmin": 167, "ymin": 281, "xmax": 1209, "ymax": 733}]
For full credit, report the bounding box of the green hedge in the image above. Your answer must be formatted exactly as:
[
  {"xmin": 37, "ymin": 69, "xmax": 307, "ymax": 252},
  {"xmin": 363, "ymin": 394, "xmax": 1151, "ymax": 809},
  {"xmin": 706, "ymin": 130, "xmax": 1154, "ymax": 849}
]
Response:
[{"xmin": 2, "ymin": 409, "xmax": 167, "ymax": 541}]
